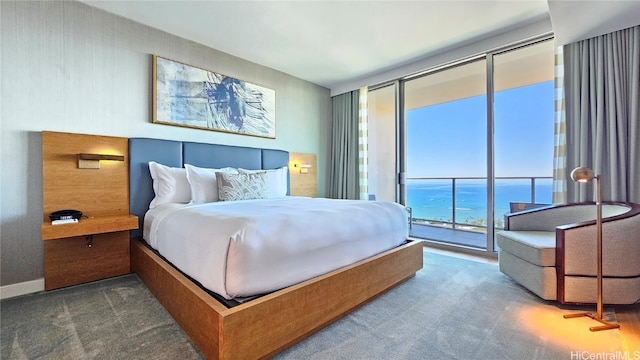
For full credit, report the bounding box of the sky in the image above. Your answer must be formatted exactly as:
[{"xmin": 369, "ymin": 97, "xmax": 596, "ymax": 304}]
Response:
[{"xmin": 406, "ymin": 81, "xmax": 554, "ymax": 179}]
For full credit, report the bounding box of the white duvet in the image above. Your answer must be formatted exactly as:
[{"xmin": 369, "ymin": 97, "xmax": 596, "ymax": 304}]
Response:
[{"xmin": 144, "ymin": 197, "xmax": 409, "ymax": 300}]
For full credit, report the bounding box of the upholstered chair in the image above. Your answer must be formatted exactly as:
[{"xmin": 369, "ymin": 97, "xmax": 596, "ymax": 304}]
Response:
[{"xmin": 496, "ymin": 202, "xmax": 640, "ymax": 304}]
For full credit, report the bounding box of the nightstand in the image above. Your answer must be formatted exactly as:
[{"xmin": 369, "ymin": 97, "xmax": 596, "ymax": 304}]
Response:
[{"xmin": 41, "ymin": 214, "xmax": 138, "ymax": 290}]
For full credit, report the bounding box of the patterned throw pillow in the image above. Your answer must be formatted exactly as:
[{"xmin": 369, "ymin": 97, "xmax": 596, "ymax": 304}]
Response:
[
  {"xmin": 238, "ymin": 166, "xmax": 288, "ymax": 198},
  {"xmin": 216, "ymin": 171, "xmax": 269, "ymax": 201}
]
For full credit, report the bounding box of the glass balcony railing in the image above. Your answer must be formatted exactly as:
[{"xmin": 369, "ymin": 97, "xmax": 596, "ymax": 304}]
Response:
[{"xmin": 406, "ymin": 176, "xmax": 552, "ymax": 232}]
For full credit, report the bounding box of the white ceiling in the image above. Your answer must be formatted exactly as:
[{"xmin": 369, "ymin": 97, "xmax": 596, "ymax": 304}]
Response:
[
  {"xmin": 82, "ymin": 0, "xmax": 640, "ymax": 92},
  {"xmin": 548, "ymin": 0, "xmax": 640, "ymax": 46}
]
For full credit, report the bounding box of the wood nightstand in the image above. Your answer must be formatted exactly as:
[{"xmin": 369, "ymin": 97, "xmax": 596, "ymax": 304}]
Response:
[{"xmin": 41, "ymin": 215, "xmax": 138, "ymax": 290}]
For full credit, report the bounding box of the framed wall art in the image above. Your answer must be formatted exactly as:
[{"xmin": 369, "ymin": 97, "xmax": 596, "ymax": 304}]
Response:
[{"xmin": 152, "ymin": 55, "xmax": 276, "ymax": 138}]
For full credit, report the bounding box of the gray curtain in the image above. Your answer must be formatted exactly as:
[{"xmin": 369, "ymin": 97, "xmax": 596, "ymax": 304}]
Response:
[
  {"xmin": 564, "ymin": 25, "xmax": 640, "ymax": 203},
  {"xmin": 328, "ymin": 90, "xmax": 360, "ymax": 199}
]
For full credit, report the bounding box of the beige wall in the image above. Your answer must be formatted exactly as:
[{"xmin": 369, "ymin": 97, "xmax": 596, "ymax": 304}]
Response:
[{"xmin": 0, "ymin": 1, "xmax": 330, "ymax": 287}]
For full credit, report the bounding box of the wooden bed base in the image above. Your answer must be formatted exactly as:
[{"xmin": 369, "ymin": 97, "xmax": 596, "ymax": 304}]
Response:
[{"xmin": 131, "ymin": 239, "xmax": 424, "ymax": 359}]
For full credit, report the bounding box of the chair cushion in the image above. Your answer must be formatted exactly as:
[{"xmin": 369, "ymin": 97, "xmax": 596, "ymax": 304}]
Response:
[{"xmin": 496, "ymin": 231, "xmax": 556, "ymax": 267}]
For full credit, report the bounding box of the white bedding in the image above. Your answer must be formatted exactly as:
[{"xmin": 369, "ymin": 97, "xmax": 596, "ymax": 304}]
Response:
[{"xmin": 144, "ymin": 196, "xmax": 409, "ymax": 300}]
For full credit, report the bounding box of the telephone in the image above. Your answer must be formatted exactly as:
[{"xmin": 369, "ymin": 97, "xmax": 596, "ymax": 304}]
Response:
[{"xmin": 49, "ymin": 209, "xmax": 83, "ymax": 221}]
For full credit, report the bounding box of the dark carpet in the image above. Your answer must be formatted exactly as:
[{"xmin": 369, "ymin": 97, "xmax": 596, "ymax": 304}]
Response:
[
  {"xmin": 1, "ymin": 250, "xmax": 626, "ymax": 359},
  {"xmin": 1, "ymin": 275, "xmax": 201, "ymax": 359}
]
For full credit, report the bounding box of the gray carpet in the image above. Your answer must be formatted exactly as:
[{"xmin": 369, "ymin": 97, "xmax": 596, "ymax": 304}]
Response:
[
  {"xmin": 1, "ymin": 274, "xmax": 202, "ymax": 359},
  {"xmin": 0, "ymin": 250, "xmax": 623, "ymax": 359},
  {"xmin": 277, "ymin": 252, "xmax": 575, "ymax": 360}
]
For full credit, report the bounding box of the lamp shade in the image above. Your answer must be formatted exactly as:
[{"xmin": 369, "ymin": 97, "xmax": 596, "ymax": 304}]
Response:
[{"xmin": 570, "ymin": 167, "xmax": 595, "ymax": 182}]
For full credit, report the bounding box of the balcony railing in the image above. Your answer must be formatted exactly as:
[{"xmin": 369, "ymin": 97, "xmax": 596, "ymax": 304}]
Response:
[{"xmin": 406, "ymin": 176, "xmax": 552, "ymax": 231}]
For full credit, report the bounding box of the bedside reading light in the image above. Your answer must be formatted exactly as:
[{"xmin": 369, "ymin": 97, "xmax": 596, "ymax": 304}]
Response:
[
  {"xmin": 78, "ymin": 153, "xmax": 125, "ymax": 169},
  {"xmin": 294, "ymin": 163, "xmax": 312, "ymax": 174}
]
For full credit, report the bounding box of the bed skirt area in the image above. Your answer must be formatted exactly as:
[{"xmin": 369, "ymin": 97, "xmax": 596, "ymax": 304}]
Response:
[
  {"xmin": 135, "ymin": 238, "xmax": 244, "ymax": 308},
  {"xmin": 130, "ymin": 238, "xmax": 424, "ymax": 359}
]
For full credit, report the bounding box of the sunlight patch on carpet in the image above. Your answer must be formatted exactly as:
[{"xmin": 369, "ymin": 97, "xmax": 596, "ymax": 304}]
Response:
[{"xmin": 518, "ymin": 304, "xmax": 623, "ymax": 354}]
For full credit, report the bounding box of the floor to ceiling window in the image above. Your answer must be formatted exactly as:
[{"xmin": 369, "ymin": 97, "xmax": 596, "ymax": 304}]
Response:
[{"xmin": 369, "ymin": 36, "xmax": 555, "ymax": 253}]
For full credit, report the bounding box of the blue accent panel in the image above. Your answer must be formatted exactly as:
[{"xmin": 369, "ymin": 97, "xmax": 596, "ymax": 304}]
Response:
[
  {"xmin": 129, "ymin": 138, "xmax": 183, "ymax": 238},
  {"xmin": 262, "ymin": 149, "xmax": 288, "ymax": 169},
  {"xmin": 262, "ymin": 149, "xmax": 290, "ymax": 195},
  {"xmin": 183, "ymin": 142, "xmax": 262, "ymax": 170}
]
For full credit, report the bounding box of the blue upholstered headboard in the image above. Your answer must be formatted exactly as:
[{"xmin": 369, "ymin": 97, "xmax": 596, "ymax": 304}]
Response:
[{"xmin": 129, "ymin": 138, "xmax": 290, "ymax": 239}]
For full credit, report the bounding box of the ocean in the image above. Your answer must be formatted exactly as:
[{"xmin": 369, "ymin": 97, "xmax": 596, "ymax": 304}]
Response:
[{"xmin": 406, "ymin": 179, "xmax": 552, "ymax": 227}]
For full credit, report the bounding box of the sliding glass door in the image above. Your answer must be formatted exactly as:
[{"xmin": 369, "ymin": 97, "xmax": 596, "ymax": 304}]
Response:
[
  {"xmin": 392, "ymin": 37, "xmax": 554, "ymax": 252},
  {"xmin": 403, "ymin": 60, "xmax": 488, "ymax": 248},
  {"xmin": 492, "ymin": 40, "xmax": 555, "ymax": 250},
  {"xmin": 363, "ymin": 37, "xmax": 555, "ymax": 252}
]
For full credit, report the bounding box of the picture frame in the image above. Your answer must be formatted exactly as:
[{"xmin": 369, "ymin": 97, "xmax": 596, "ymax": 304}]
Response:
[{"xmin": 152, "ymin": 55, "xmax": 276, "ymax": 138}]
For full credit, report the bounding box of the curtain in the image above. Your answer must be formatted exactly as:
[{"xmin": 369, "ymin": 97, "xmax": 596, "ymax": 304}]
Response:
[
  {"xmin": 328, "ymin": 89, "xmax": 360, "ymax": 199},
  {"xmin": 564, "ymin": 25, "xmax": 640, "ymax": 203},
  {"xmin": 552, "ymin": 44, "xmax": 567, "ymax": 204},
  {"xmin": 358, "ymin": 87, "xmax": 369, "ymax": 200}
]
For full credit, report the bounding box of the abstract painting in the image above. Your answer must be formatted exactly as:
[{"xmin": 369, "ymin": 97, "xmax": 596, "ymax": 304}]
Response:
[{"xmin": 153, "ymin": 55, "xmax": 276, "ymax": 138}]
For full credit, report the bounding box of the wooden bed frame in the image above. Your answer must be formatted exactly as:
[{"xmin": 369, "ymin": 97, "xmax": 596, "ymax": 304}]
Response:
[
  {"xmin": 132, "ymin": 238, "xmax": 423, "ymax": 359},
  {"xmin": 128, "ymin": 138, "xmax": 424, "ymax": 359}
]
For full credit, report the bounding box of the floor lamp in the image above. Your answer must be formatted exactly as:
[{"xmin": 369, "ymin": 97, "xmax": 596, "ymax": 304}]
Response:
[{"xmin": 563, "ymin": 166, "xmax": 620, "ymax": 331}]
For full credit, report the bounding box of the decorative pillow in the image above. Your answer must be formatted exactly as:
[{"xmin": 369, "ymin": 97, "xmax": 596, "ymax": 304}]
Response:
[
  {"xmin": 216, "ymin": 171, "xmax": 269, "ymax": 201},
  {"xmin": 148, "ymin": 161, "xmax": 191, "ymax": 209},
  {"xmin": 185, "ymin": 164, "xmax": 238, "ymax": 203},
  {"xmin": 238, "ymin": 166, "xmax": 288, "ymax": 198}
]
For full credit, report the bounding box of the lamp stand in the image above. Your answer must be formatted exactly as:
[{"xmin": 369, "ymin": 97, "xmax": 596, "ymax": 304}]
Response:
[{"xmin": 563, "ymin": 175, "xmax": 620, "ymax": 331}]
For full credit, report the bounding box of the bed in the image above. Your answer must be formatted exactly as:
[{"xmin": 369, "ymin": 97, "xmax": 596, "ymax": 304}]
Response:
[{"xmin": 129, "ymin": 138, "xmax": 424, "ymax": 359}]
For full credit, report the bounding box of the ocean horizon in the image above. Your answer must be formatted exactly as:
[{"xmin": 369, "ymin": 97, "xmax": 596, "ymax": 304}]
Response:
[{"xmin": 406, "ymin": 178, "xmax": 552, "ymax": 227}]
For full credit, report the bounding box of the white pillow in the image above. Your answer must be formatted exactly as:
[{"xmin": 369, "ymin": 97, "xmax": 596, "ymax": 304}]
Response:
[
  {"xmin": 148, "ymin": 161, "xmax": 191, "ymax": 209},
  {"xmin": 216, "ymin": 171, "xmax": 269, "ymax": 201},
  {"xmin": 238, "ymin": 166, "xmax": 288, "ymax": 198},
  {"xmin": 185, "ymin": 164, "xmax": 238, "ymax": 203}
]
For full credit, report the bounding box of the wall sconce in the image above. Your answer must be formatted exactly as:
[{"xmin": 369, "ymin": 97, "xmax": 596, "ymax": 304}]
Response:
[
  {"xmin": 77, "ymin": 153, "xmax": 125, "ymax": 169},
  {"xmin": 294, "ymin": 163, "xmax": 312, "ymax": 174}
]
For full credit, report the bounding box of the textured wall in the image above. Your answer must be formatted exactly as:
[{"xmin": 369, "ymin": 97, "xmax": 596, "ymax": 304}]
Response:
[{"xmin": 0, "ymin": 1, "xmax": 330, "ymax": 286}]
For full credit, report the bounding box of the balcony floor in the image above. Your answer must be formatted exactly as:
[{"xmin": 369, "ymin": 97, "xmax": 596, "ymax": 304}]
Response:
[{"xmin": 409, "ymin": 222, "xmax": 487, "ymax": 249}]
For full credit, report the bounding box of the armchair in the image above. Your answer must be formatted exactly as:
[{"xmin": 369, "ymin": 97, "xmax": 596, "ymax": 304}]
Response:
[{"xmin": 496, "ymin": 202, "xmax": 640, "ymax": 304}]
